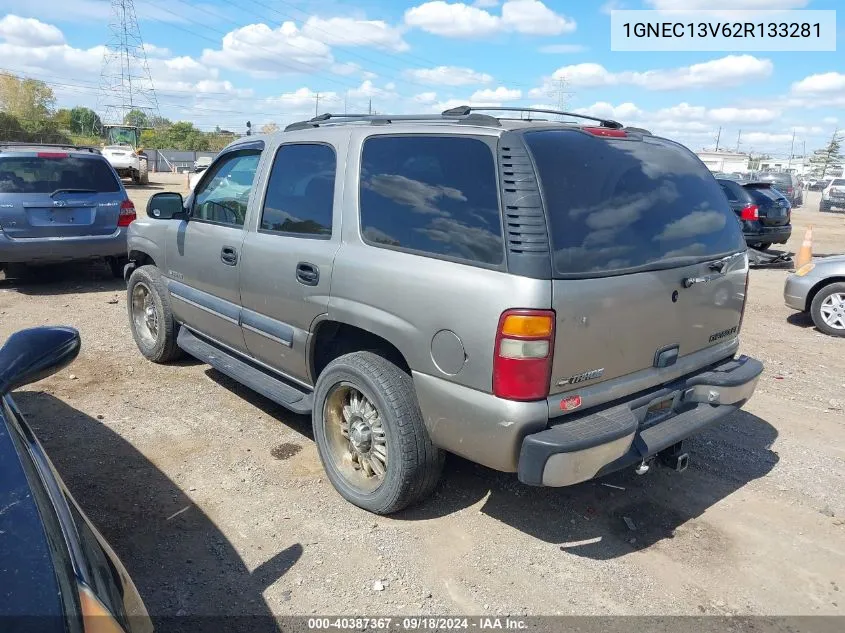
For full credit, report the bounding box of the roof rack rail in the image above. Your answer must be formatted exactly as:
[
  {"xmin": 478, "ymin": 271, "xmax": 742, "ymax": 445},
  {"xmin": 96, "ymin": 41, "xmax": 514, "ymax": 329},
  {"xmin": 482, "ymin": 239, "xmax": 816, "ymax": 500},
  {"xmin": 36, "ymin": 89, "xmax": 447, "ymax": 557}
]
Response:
[
  {"xmin": 284, "ymin": 110, "xmax": 501, "ymax": 132},
  {"xmin": 441, "ymin": 106, "xmax": 623, "ymax": 129},
  {"xmin": 0, "ymin": 142, "xmax": 102, "ymax": 153}
]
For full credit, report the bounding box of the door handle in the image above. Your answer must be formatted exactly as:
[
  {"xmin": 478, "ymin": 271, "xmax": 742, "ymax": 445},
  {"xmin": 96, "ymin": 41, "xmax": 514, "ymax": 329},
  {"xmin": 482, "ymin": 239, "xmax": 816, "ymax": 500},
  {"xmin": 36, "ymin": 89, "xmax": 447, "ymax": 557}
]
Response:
[
  {"xmin": 220, "ymin": 246, "xmax": 238, "ymax": 266},
  {"xmin": 296, "ymin": 262, "xmax": 319, "ymax": 286}
]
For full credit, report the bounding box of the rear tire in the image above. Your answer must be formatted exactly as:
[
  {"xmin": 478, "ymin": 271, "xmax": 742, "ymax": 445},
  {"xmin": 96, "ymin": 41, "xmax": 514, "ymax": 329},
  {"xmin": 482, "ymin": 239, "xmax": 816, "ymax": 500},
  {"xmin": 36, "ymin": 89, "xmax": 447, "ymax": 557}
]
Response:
[
  {"xmin": 810, "ymin": 282, "xmax": 845, "ymax": 338},
  {"xmin": 756, "ymin": 242, "xmax": 772, "ymax": 251},
  {"xmin": 312, "ymin": 351, "xmax": 444, "ymax": 514},
  {"xmin": 127, "ymin": 265, "xmax": 183, "ymax": 362},
  {"xmin": 820, "ymin": 202, "xmax": 831, "ymax": 212}
]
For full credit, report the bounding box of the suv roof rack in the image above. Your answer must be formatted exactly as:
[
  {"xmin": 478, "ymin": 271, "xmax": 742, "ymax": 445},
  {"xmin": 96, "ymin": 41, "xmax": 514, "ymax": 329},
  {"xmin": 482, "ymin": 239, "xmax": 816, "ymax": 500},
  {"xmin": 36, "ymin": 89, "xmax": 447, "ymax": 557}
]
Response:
[
  {"xmin": 284, "ymin": 110, "xmax": 502, "ymax": 132},
  {"xmin": 0, "ymin": 142, "xmax": 102, "ymax": 154},
  {"xmin": 283, "ymin": 106, "xmax": 624, "ymax": 132},
  {"xmin": 442, "ymin": 106, "xmax": 623, "ymax": 129}
]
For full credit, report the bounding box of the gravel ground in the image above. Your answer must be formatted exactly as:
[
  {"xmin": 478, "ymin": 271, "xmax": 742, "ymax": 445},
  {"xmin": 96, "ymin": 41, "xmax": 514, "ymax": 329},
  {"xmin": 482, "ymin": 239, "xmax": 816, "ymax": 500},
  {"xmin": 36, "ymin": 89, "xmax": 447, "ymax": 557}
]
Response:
[{"xmin": 1, "ymin": 175, "xmax": 843, "ymax": 623}]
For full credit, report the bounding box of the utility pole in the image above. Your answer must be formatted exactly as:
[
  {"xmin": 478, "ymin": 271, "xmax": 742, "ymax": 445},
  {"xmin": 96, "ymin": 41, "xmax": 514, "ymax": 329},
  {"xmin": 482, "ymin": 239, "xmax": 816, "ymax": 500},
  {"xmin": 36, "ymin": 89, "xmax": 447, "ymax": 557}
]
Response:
[
  {"xmin": 344, "ymin": 91, "xmax": 348, "ymax": 115},
  {"xmin": 368, "ymin": 99, "xmax": 372, "ymax": 115},
  {"xmin": 714, "ymin": 126, "xmax": 722, "ymax": 151},
  {"xmin": 314, "ymin": 92, "xmax": 320, "ymax": 117},
  {"xmin": 787, "ymin": 129, "xmax": 796, "ymax": 170},
  {"xmin": 735, "ymin": 129, "xmax": 742, "ymax": 152}
]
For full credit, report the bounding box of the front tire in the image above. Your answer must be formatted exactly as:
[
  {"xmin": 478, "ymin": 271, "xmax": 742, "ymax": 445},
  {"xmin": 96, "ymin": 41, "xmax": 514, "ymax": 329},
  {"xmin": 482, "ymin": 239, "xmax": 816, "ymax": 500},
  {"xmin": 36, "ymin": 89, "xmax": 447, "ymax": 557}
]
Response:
[
  {"xmin": 810, "ymin": 282, "xmax": 845, "ymax": 337},
  {"xmin": 313, "ymin": 351, "xmax": 444, "ymax": 514},
  {"xmin": 127, "ymin": 265, "xmax": 183, "ymax": 362}
]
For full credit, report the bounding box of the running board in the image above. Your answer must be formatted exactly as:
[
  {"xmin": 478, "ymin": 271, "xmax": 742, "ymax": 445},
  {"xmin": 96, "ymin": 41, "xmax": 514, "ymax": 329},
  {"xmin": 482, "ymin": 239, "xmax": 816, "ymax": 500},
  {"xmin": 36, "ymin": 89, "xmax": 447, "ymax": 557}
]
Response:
[{"xmin": 177, "ymin": 328, "xmax": 313, "ymax": 414}]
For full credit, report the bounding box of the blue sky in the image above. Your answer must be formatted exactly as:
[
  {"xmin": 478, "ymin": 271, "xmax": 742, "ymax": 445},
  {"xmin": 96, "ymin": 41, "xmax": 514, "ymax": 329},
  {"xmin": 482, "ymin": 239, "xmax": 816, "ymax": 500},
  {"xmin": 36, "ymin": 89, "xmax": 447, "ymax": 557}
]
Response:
[{"xmin": 0, "ymin": 0, "xmax": 842, "ymax": 156}]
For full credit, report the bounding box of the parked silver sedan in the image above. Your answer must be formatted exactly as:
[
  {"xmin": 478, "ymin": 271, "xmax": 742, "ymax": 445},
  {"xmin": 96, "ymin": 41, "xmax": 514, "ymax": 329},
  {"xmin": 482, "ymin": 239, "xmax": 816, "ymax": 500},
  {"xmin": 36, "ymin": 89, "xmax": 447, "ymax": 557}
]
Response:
[{"xmin": 784, "ymin": 256, "xmax": 845, "ymax": 336}]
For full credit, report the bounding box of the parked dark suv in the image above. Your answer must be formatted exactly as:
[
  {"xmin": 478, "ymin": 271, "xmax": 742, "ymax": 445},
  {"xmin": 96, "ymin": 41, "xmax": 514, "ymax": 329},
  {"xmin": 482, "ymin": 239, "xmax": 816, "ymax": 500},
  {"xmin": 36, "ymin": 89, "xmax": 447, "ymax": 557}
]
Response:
[
  {"xmin": 124, "ymin": 107, "xmax": 763, "ymax": 514},
  {"xmin": 717, "ymin": 178, "xmax": 792, "ymax": 249},
  {"xmin": 756, "ymin": 171, "xmax": 802, "ymax": 207}
]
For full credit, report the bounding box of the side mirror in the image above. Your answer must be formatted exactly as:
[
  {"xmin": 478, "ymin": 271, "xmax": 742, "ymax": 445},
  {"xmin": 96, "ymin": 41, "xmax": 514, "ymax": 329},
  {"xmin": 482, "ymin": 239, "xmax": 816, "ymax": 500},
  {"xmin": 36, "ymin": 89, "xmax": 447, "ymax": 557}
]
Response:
[
  {"xmin": 147, "ymin": 192, "xmax": 185, "ymax": 220},
  {"xmin": 0, "ymin": 327, "xmax": 81, "ymax": 394}
]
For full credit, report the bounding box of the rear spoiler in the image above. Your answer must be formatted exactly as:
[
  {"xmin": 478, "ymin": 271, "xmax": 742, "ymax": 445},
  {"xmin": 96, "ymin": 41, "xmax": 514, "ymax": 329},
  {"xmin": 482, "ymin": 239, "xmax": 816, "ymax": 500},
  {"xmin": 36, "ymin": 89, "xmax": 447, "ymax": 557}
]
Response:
[
  {"xmin": 0, "ymin": 142, "xmax": 102, "ymax": 154},
  {"xmin": 741, "ymin": 181, "xmax": 775, "ymax": 188}
]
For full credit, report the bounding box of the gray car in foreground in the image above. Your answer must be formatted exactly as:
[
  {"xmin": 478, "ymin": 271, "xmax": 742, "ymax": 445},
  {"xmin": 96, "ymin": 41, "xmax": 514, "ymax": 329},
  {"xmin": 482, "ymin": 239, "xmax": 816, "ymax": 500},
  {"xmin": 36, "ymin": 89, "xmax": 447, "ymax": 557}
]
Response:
[
  {"xmin": 124, "ymin": 107, "xmax": 763, "ymax": 514},
  {"xmin": 0, "ymin": 144, "xmax": 136, "ymax": 276},
  {"xmin": 784, "ymin": 256, "xmax": 845, "ymax": 336}
]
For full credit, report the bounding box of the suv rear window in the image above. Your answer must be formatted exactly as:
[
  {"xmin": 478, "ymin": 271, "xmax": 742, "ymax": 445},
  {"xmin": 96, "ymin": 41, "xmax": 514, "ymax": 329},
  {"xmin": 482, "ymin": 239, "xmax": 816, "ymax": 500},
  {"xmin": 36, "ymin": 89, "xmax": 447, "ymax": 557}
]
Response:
[
  {"xmin": 831, "ymin": 179, "xmax": 845, "ymax": 186},
  {"xmin": 359, "ymin": 135, "xmax": 503, "ymax": 266},
  {"xmin": 744, "ymin": 184, "xmax": 783, "ymax": 204},
  {"xmin": 524, "ymin": 130, "xmax": 746, "ymax": 277},
  {"xmin": 0, "ymin": 156, "xmax": 120, "ymax": 194}
]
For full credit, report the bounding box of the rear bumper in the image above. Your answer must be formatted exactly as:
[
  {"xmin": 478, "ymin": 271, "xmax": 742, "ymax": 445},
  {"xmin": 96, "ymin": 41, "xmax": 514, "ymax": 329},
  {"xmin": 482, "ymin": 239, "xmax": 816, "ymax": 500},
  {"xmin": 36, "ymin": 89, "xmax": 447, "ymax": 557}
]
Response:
[
  {"xmin": 744, "ymin": 225, "xmax": 791, "ymax": 245},
  {"xmin": 517, "ymin": 355, "xmax": 763, "ymax": 486},
  {"xmin": 821, "ymin": 197, "xmax": 845, "ymax": 209},
  {"xmin": 0, "ymin": 228, "xmax": 127, "ymax": 263}
]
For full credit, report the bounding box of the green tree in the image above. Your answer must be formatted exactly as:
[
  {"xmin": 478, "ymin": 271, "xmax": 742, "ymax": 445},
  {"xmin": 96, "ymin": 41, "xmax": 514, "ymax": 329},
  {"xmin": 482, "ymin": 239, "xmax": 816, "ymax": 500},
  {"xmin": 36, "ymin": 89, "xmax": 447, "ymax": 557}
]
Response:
[
  {"xmin": 0, "ymin": 111, "xmax": 24, "ymax": 142},
  {"xmin": 0, "ymin": 73, "xmax": 56, "ymax": 131},
  {"xmin": 123, "ymin": 108, "xmax": 149, "ymax": 128},
  {"xmin": 69, "ymin": 107, "xmax": 102, "ymax": 136},
  {"xmin": 53, "ymin": 108, "xmax": 73, "ymax": 131},
  {"xmin": 809, "ymin": 131, "xmax": 844, "ymax": 178},
  {"xmin": 140, "ymin": 121, "xmax": 210, "ymax": 150}
]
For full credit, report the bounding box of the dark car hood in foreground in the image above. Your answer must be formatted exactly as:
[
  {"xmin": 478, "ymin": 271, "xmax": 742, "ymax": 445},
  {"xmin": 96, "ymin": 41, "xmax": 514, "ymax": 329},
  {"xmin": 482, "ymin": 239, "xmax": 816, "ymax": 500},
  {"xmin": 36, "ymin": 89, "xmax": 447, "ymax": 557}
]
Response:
[{"xmin": 0, "ymin": 404, "xmax": 66, "ymax": 630}]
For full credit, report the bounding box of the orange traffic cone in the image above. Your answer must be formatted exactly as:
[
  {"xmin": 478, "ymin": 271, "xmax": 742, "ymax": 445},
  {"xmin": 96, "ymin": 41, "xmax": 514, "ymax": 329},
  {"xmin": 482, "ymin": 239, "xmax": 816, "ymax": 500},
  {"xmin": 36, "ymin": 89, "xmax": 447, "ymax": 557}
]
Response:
[{"xmin": 794, "ymin": 225, "xmax": 814, "ymax": 269}]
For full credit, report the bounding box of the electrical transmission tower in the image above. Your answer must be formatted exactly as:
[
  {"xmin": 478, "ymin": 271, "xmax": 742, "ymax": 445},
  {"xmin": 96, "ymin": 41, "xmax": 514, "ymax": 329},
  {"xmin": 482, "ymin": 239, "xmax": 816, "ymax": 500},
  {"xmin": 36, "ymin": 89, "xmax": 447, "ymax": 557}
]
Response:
[
  {"xmin": 98, "ymin": 0, "xmax": 160, "ymax": 127},
  {"xmin": 547, "ymin": 78, "xmax": 574, "ymax": 119}
]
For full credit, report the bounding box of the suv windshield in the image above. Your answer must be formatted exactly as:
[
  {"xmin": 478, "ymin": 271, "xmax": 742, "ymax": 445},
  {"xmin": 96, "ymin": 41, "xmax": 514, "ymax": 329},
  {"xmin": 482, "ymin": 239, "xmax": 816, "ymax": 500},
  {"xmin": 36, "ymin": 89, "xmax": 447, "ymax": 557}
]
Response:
[
  {"xmin": 759, "ymin": 173, "xmax": 791, "ymax": 186},
  {"xmin": 0, "ymin": 155, "xmax": 120, "ymax": 194},
  {"xmin": 830, "ymin": 179, "xmax": 845, "ymax": 186},
  {"xmin": 524, "ymin": 130, "xmax": 746, "ymax": 277}
]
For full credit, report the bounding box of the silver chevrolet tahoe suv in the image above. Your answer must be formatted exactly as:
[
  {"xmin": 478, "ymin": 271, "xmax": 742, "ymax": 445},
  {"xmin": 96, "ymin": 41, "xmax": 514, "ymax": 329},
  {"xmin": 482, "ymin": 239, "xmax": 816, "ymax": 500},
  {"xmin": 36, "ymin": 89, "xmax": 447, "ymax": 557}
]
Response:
[{"xmin": 124, "ymin": 107, "xmax": 763, "ymax": 514}]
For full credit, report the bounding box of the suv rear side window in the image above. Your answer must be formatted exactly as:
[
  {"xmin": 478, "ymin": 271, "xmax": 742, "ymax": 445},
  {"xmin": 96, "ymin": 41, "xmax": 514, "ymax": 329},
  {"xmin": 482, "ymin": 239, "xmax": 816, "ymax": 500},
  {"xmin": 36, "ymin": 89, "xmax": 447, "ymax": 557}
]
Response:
[
  {"xmin": 359, "ymin": 136, "xmax": 503, "ymax": 265},
  {"xmin": 0, "ymin": 156, "xmax": 120, "ymax": 194},
  {"xmin": 261, "ymin": 143, "xmax": 336, "ymax": 237},
  {"xmin": 525, "ymin": 130, "xmax": 746, "ymax": 277}
]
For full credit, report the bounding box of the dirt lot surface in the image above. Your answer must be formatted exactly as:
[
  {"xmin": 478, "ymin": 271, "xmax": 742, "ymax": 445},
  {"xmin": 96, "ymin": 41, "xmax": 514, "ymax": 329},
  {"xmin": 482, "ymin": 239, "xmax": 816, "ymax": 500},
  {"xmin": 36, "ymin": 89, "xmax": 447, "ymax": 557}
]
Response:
[{"xmin": 1, "ymin": 174, "xmax": 843, "ymax": 622}]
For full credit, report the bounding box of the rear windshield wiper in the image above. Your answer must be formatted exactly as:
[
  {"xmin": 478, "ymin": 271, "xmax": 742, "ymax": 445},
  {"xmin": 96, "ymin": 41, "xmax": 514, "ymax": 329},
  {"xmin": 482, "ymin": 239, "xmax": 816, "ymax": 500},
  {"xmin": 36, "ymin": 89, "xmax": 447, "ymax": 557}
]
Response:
[{"xmin": 50, "ymin": 188, "xmax": 97, "ymax": 198}]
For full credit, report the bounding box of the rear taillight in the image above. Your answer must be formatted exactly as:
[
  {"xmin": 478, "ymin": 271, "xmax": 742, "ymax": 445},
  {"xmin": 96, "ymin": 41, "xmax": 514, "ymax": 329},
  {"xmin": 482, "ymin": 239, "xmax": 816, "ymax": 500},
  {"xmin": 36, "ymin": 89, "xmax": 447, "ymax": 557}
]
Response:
[
  {"xmin": 79, "ymin": 583, "xmax": 126, "ymax": 633},
  {"xmin": 493, "ymin": 309, "xmax": 555, "ymax": 401},
  {"xmin": 37, "ymin": 152, "xmax": 68, "ymax": 159},
  {"xmin": 118, "ymin": 199, "xmax": 136, "ymax": 227},
  {"xmin": 583, "ymin": 127, "xmax": 627, "ymax": 138},
  {"xmin": 787, "ymin": 186, "xmax": 794, "ymax": 194},
  {"xmin": 740, "ymin": 204, "xmax": 759, "ymax": 221}
]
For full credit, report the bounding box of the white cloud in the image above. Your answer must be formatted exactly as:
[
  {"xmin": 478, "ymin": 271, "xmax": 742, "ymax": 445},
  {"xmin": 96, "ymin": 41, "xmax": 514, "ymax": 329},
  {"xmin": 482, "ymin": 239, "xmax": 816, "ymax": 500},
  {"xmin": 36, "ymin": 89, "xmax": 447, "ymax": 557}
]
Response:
[
  {"xmin": 552, "ymin": 55, "xmax": 772, "ymax": 90},
  {"xmin": 823, "ymin": 117, "xmax": 839, "ymax": 125},
  {"xmin": 405, "ymin": 2, "xmax": 502, "ymax": 38},
  {"xmin": 142, "ymin": 43, "xmax": 172, "ymax": 58},
  {"xmin": 434, "ymin": 98, "xmax": 502, "ymax": 112},
  {"xmin": 414, "ymin": 91, "xmax": 438, "ymax": 103},
  {"xmin": 601, "ymin": 1, "xmax": 625, "ymax": 13},
  {"xmin": 791, "ymin": 72, "xmax": 845, "ymax": 95},
  {"xmin": 575, "ymin": 102, "xmax": 643, "ymax": 120},
  {"xmin": 331, "ymin": 62, "xmax": 378, "ymax": 80},
  {"xmin": 501, "ymin": 0, "xmax": 576, "ymax": 36},
  {"xmin": 741, "ymin": 132, "xmax": 796, "ymax": 145},
  {"xmin": 302, "ymin": 16, "xmax": 409, "ymax": 52},
  {"xmin": 265, "ymin": 87, "xmax": 340, "ymax": 111},
  {"xmin": 348, "ymin": 80, "xmax": 398, "ymax": 100},
  {"xmin": 470, "ymin": 86, "xmax": 521, "ymax": 101},
  {"xmin": 404, "ymin": 1, "xmax": 575, "ymax": 38},
  {"xmin": 473, "ymin": 0, "xmax": 500, "ymax": 6},
  {"xmin": 707, "ymin": 107, "xmax": 780, "ymax": 124},
  {"xmin": 0, "ymin": 15, "xmax": 64, "ymax": 46},
  {"xmin": 539, "ymin": 43, "xmax": 587, "ymax": 53},
  {"xmin": 405, "ymin": 65, "xmax": 493, "ymax": 86},
  {"xmin": 201, "ymin": 22, "xmax": 333, "ymax": 77}
]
